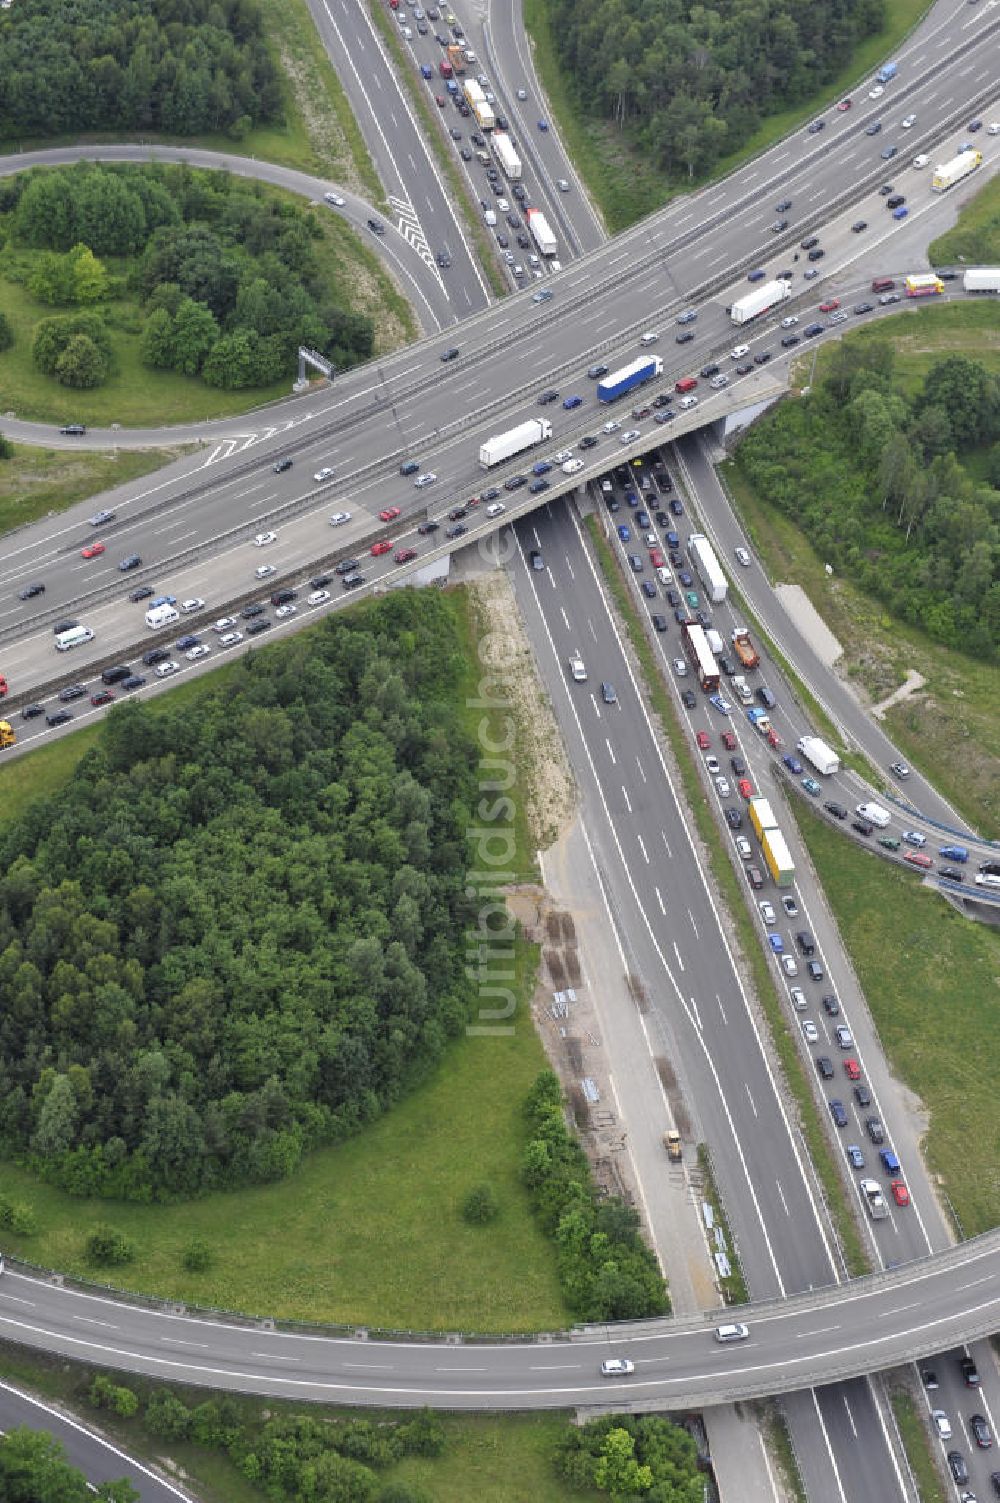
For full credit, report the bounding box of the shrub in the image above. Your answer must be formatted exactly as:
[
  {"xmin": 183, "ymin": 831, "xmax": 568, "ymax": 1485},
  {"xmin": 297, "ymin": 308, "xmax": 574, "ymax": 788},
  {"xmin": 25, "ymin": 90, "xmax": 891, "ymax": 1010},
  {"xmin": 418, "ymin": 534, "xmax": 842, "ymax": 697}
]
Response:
[
  {"xmin": 462, "ymin": 1183, "xmax": 499, "ymax": 1224},
  {"xmin": 181, "ymin": 1237, "xmax": 214, "ymax": 1273},
  {"xmin": 84, "ymin": 1224, "xmax": 135, "ymax": 1266}
]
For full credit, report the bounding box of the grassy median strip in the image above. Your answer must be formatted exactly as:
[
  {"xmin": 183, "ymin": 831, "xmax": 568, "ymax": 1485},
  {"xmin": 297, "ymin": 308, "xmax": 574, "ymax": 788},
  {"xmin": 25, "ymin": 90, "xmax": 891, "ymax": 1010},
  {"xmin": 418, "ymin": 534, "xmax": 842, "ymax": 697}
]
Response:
[
  {"xmin": 760, "ymin": 1401, "xmax": 808, "ymax": 1503},
  {"xmin": 890, "ymin": 1384, "xmax": 947, "ymax": 1503},
  {"xmin": 365, "ymin": 1, "xmax": 507, "ymax": 299},
  {"xmin": 585, "ymin": 514, "xmax": 869, "ymax": 1280}
]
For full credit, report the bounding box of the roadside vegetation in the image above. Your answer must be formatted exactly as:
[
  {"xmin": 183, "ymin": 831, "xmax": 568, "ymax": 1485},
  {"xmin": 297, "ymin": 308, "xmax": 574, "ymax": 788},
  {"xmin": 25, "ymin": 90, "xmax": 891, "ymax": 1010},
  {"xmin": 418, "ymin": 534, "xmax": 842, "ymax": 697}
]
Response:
[
  {"xmin": 889, "ymin": 1384, "xmax": 947, "ymax": 1503},
  {"xmin": 524, "ymin": 0, "xmax": 929, "ymax": 229},
  {"xmin": 928, "ymin": 169, "xmax": 1000, "ymax": 267},
  {"xmin": 0, "ymin": 441, "xmax": 181, "ymax": 536}
]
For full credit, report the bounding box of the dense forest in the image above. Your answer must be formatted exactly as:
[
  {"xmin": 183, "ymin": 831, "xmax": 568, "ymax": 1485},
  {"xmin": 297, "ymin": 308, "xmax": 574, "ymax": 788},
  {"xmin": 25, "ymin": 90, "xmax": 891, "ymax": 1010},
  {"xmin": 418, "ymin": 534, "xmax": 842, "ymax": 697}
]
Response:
[
  {"xmin": 545, "ymin": 0, "xmax": 884, "ymax": 179},
  {"xmin": 736, "ymin": 342, "xmax": 1000, "ymax": 657},
  {"xmin": 0, "ymin": 164, "xmax": 374, "ymax": 388},
  {"xmin": 0, "ymin": 593, "xmax": 481, "ymax": 1200},
  {"xmin": 0, "ymin": 0, "xmax": 281, "ymax": 140}
]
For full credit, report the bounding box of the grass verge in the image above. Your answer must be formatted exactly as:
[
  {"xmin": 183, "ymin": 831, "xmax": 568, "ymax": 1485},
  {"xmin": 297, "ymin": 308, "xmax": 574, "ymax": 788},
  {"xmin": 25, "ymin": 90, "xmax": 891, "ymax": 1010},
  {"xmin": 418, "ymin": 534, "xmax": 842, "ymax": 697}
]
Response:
[
  {"xmin": 722, "ymin": 454, "xmax": 1000, "ymax": 838},
  {"xmin": 793, "ymin": 805, "xmax": 1000, "ymax": 1239},
  {"xmin": 584, "ymin": 515, "xmax": 869, "ymax": 1280},
  {"xmin": 0, "ymin": 444, "xmax": 180, "ymax": 537},
  {"xmin": 521, "ymin": 0, "xmax": 931, "ymax": 230},
  {"xmin": 928, "ymin": 169, "xmax": 1000, "ymax": 267},
  {"xmin": 760, "ymin": 1401, "xmax": 808, "ymax": 1503},
  {"xmin": 0, "ymin": 1348, "xmax": 588, "ymax": 1503},
  {"xmin": 696, "ymin": 1145, "xmax": 749, "ymax": 1306},
  {"xmin": 889, "ymin": 1383, "xmax": 947, "ymax": 1503},
  {"xmin": 365, "ymin": 1, "xmax": 507, "ymax": 299}
]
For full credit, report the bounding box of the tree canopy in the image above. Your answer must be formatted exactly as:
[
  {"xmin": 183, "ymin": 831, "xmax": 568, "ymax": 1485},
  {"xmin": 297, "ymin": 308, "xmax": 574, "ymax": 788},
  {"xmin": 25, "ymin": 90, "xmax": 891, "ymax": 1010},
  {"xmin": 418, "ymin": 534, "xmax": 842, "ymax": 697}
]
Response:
[
  {"xmin": 0, "ymin": 591, "xmax": 480, "ymax": 1200},
  {"xmin": 0, "ymin": 0, "xmax": 281, "ymax": 141}
]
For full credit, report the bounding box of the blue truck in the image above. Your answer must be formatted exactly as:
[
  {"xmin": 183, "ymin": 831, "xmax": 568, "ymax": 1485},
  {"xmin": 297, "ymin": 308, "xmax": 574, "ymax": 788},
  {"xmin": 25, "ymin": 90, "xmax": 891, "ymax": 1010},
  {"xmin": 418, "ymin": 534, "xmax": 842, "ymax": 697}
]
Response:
[
  {"xmin": 597, "ymin": 355, "xmax": 663, "ymax": 403},
  {"xmin": 876, "ymin": 61, "xmax": 898, "ymax": 83}
]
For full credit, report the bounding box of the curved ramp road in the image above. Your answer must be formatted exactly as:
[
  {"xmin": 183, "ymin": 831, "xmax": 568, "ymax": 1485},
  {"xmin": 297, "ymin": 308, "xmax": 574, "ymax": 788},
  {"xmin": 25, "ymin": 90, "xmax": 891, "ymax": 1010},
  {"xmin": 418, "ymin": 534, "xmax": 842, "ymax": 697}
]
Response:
[{"xmin": 0, "ymin": 1235, "xmax": 999, "ymax": 1407}]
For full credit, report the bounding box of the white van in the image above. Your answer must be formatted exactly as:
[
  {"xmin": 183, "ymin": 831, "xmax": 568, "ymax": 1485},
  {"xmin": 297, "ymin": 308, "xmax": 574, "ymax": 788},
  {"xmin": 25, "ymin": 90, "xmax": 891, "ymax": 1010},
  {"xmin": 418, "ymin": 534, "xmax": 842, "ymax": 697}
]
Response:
[
  {"xmin": 855, "ymin": 801, "xmax": 891, "ymax": 829},
  {"xmin": 483, "ymin": 209, "xmax": 497, "ymax": 227},
  {"xmin": 679, "ymin": 394, "xmax": 699, "ymax": 411},
  {"xmin": 656, "ymin": 566, "xmax": 672, "ymax": 586},
  {"xmin": 911, "ymin": 153, "xmax": 929, "ymax": 168},
  {"xmin": 145, "ymin": 603, "xmax": 180, "ymax": 631},
  {"xmin": 640, "ymin": 330, "xmax": 659, "ymax": 346},
  {"xmin": 705, "ymin": 628, "xmax": 725, "ymax": 656},
  {"xmin": 55, "ymin": 625, "xmax": 94, "ymax": 652}
]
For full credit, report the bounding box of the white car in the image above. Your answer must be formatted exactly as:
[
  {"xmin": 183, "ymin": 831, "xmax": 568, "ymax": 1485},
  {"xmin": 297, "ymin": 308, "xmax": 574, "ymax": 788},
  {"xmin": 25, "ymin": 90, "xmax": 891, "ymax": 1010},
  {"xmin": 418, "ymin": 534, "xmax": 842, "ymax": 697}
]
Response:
[
  {"xmin": 602, "ymin": 419, "xmax": 621, "ymax": 433},
  {"xmin": 789, "ymin": 986, "xmax": 807, "ymax": 1011},
  {"xmin": 781, "ymin": 954, "xmax": 799, "ymax": 977},
  {"xmin": 181, "ymin": 597, "xmax": 204, "ymax": 613},
  {"xmin": 673, "ymin": 658, "xmax": 687, "ymax": 676},
  {"xmin": 782, "ymin": 895, "xmax": 799, "ymax": 917},
  {"xmin": 154, "ymin": 660, "xmax": 180, "ymax": 678},
  {"xmin": 600, "ymin": 1358, "xmax": 635, "ymax": 1377},
  {"xmin": 869, "ymin": 84, "xmax": 884, "ymax": 98},
  {"xmin": 620, "ymin": 429, "xmax": 641, "ymax": 445},
  {"xmin": 989, "ymin": 123, "xmax": 1000, "ymax": 135},
  {"xmin": 715, "ymin": 775, "xmax": 731, "ymax": 797},
  {"xmin": 552, "ymin": 448, "xmax": 574, "ymax": 462},
  {"xmin": 901, "ymin": 113, "xmax": 916, "ymax": 128},
  {"xmin": 759, "ymin": 900, "xmax": 776, "ymax": 924},
  {"xmin": 275, "ymin": 603, "xmax": 297, "ymax": 619},
  {"xmin": 313, "ymin": 467, "xmax": 335, "ymax": 483},
  {"xmin": 329, "ymin": 511, "xmax": 351, "ymax": 526},
  {"xmin": 497, "ymin": 197, "xmax": 509, "ymax": 212},
  {"xmin": 735, "ymin": 836, "xmax": 752, "ymax": 860},
  {"xmin": 735, "ymin": 546, "xmax": 751, "ymax": 567},
  {"xmin": 414, "ymin": 472, "xmax": 437, "ymax": 487},
  {"xmin": 569, "ymin": 653, "xmax": 587, "ymax": 682},
  {"xmin": 219, "ymin": 630, "xmax": 244, "ymax": 647},
  {"xmin": 212, "ymin": 616, "xmax": 236, "ymax": 633},
  {"xmin": 556, "ymin": 178, "xmax": 570, "ymax": 192},
  {"xmin": 730, "ymin": 344, "xmax": 749, "ymax": 360},
  {"xmin": 780, "ymin": 315, "xmax": 799, "ymax": 328},
  {"xmin": 186, "ymin": 644, "xmax": 210, "ymax": 662},
  {"xmin": 706, "ymin": 755, "xmax": 721, "ymax": 773},
  {"xmin": 801, "ymin": 1019, "xmax": 819, "ymax": 1043},
  {"xmin": 324, "ymin": 191, "xmax": 346, "ymax": 207},
  {"xmin": 255, "ymin": 564, "xmax": 277, "ymax": 579},
  {"xmin": 253, "ymin": 532, "xmax": 277, "ymax": 546},
  {"xmin": 931, "ymin": 1411, "xmax": 952, "ymax": 1440},
  {"xmin": 562, "ymin": 458, "xmax": 584, "ymax": 473},
  {"xmin": 308, "ymin": 589, "xmax": 331, "ymax": 606}
]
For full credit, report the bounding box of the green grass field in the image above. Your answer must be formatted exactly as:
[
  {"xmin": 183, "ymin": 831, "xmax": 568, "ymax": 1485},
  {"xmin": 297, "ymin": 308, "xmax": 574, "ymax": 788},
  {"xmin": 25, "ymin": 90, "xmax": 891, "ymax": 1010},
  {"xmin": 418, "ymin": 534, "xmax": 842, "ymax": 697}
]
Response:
[
  {"xmin": 928, "ymin": 169, "xmax": 1000, "ymax": 266},
  {"xmin": 795, "ymin": 808, "xmax": 1000, "ymax": 1238},
  {"xmin": 0, "ymin": 443, "xmax": 181, "ymax": 536}
]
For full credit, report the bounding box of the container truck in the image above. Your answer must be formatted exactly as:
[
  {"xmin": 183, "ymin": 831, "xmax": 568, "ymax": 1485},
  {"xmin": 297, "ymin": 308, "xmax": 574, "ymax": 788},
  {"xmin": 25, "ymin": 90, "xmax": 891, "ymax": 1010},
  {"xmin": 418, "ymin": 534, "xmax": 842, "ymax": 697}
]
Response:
[
  {"xmin": 749, "ymin": 797, "xmax": 777, "ymax": 843},
  {"xmin": 492, "ymin": 133, "xmax": 521, "ymax": 180},
  {"xmin": 859, "ymin": 1178, "xmax": 889, "ymax": 1220},
  {"xmin": 479, "ymin": 417, "xmax": 552, "ymax": 468},
  {"xmin": 963, "ymin": 267, "xmax": 1000, "ymax": 294},
  {"xmin": 796, "ymin": 736, "xmax": 841, "ymax": 776},
  {"xmin": 876, "ymin": 60, "xmax": 898, "ymax": 83},
  {"xmin": 731, "ymin": 627, "xmax": 759, "ymax": 669},
  {"xmin": 761, "ymin": 827, "xmax": 795, "ymax": 887},
  {"xmin": 464, "ymin": 78, "xmax": 485, "ymax": 105},
  {"xmin": 527, "ymin": 209, "xmax": 557, "ymax": 257},
  {"xmin": 931, "ymin": 150, "xmax": 982, "ymax": 193},
  {"xmin": 0, "ymin": 720, "xmax": 15, "ymax": 750},
  {"xmin": 472, "ymin": 97, "xmax": 495, "ymax": 130},
  {"xmin": 596, "ymin": 355, "xmax": 663, "ymax": 403},
  {"xmin": 729, "ymin": 279, "xmax": 792, "ymax": 325},
  {"xmin": 688, "ymin": 533, "xmax": 727, "ymax": 604},
  {"xmin": 445, "ymin": 43, "xmax": 466, "ymax": 73}
]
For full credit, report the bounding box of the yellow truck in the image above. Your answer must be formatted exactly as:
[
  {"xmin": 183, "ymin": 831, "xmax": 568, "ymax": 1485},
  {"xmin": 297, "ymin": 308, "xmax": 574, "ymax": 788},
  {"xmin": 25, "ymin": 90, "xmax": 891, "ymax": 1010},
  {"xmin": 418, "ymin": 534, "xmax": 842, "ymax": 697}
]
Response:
[
  {"xmin": 0, "ymin": 721, "xmax": 16, "ymax": 750},
  {"xmin": 748, "ymin": 796, "xmax": 776, "ymax": 843},
  {"xmin": 662, "ymin": 1130, "xmax": 682, "ymax": 1162}
]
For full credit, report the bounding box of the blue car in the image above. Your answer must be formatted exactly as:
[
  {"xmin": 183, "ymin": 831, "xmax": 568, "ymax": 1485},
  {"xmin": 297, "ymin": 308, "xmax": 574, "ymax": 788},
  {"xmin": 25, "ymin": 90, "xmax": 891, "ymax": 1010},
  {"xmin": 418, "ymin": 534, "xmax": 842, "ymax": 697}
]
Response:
[
  {"xmin": 846, "ymin": 1145, "xmax": 865, "ymax": 1169},
  {"xmin": 678, "ymin": 570, "xmax": 693, "ymax": 587},
  {"xmin": 617, "ymin": 524, "xmax": 631, "ymax": 542},
  {"xmin": 563, "ymin": 395, "xmax": 583, "ymax": 409},
  {"xmin": 939, "ymin": 845, "xmax": 969, "ymax": 863},
  {"xmin": 783, "ymin": 755, "xmax": 803, "ymax": 773},
  {"xmin": 802, "ymin": 776, "xmax": 821, "ymax": 796},
  {"xmin": 829, "ymin": 1100, "xmax": 848, "ymax": 1128},
  {"xmin": 768, "ymin": 933, "xmax": 784, "ymax": 954},
  {"xmin": 709, "ymin": 693, "xmax": 732, "ymax": 715},
  {"xmin": 748, "ymin": 269, "xmax": 766, "ymax": 282},
  {"xmin": 532, "ymin": 460, "xmax": 552, "ymax": 475},
  {"xmin": 150, "ymin": 594, "xmax": 177, "ymax": 608},
  {"xmin": 636, "ymin": 511, "xmax": 650, "ymax": 528},
  {"xmin": 421, "ymin": 63, "xmax": 433, "ymax": 78},
  {"xmin": 642, "ymin": 580, "xmax": 656, "ymax": 598},
  {"xmin": 538, "ymin": 119, "xmax": 549, "ymax": 131}
]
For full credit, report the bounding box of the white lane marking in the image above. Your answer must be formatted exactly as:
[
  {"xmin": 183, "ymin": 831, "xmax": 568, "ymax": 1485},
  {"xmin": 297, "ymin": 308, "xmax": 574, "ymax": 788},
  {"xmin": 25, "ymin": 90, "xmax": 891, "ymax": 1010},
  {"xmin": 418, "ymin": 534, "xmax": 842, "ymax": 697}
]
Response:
[
  {"xmin": 688, "ymin": 908, "xmax": 699, "ymax": 938},
  {"xmin": 621, "ymin": 785, "xmax": 632, "ymax": 812},
  {"xmin": 252, "ymin": 1352, "xmax": 301, "ymax": 1362},
  {"xmin": 73, "ymin": 1316, "xmax": 116, "ymax": 1328},
  {"xmin": 672, "ymin": 941, "xmax": 685, "ymax": 973},
  {"xmin": 655, "ymin": 886, "xmax": 666, "ymax": 914},
  {"xmin": 636, "ymin": 833, "xmax": 649, "ymax": 863},
  {"xmin": 843, "ymin": 1393, "xmax": 859, "ymax": 1440},
  {"xmin": 606, "ymin": 738, "xmax": 617, "ymax": 765},
  {"xmin": 745, "ymin": 1082, "xmax": 757, "ymax": 1117},
  {"xmin": 160, "ymin": 1337, "xmax": 210, "ymax": 1348},
  {"xmin": 635, "ymin": 755, "xmax": 647, "ymax": 782},
  {"xmin": 809, "ymin": 1389, "xmax": 851, "ymax": 1503},
  {"xmin": 717, "ymin": 994, "xmax": 728, "ymax": 1024},
  {"xmin": 560, "ymin": 606, "xmax": 571, "ymax": 630}
]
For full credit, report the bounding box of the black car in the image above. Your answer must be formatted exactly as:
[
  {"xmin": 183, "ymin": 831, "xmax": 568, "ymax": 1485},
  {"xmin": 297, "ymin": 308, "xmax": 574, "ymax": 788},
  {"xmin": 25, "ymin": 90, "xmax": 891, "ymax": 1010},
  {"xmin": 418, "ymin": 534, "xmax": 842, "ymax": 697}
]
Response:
[
  {"xmin": 681, "ymin": 689, "xmax": 697, "ymax": 709},
  {"xmin": 816, "ymin": 1056, "xmax": 834, "ymax": 1080},
  {"xmin": 651, "ymin": 614, "xmax": 667, "ymax": 631},
  {"xmin": 961, "ymin": 1356, "xmax": 980, "ymax": 1387},
  {"xmin": 736, "ymin": 361, "xmax": 753, "ymax": 375},
  {"xmin": 440, "ymin": 347, "xmax": 460, "ymax": 362},
  {"xmin": 699, "ymin": 363, "xmax": 720, "ymax": 378},
  {"xmin": 445, "ymin": 524, "xmax": 467, "ymax": 539},
  {"xmin": 948, "ymin": 1453, "xmax": 969, "ymax": 1486},
  {"xmin": 528, "ymin": 478, "xmax": 549, "ymax": 494},
  {"xmin": 865, "ymin": 1116, "xmax": 885, "ymax": 1144},
  {"xmin": 448, "ymin": 507, "xmax": 467, "ymax": 521},
  {"xmin": 804, "ymin": 323, "xmax": 824, "ymax": 338},
  {"xmin": 807, "ymin": 247, "xmax": 825, "ymax": 262},
  {"xmin": 175, "ymin": 634, "xmax": 200, "ymax": 651},
  {"xmin": 753, "ymin": 350, "xmax": 772, "ymax": 365},
  {"xmin": 529, "ymin": 549, "xmax": 544, "ymax": 571},
  {"xmin": 481, "ymin": 487, "xmax": 501, "ymax": 501},
  {"xmin": 800, "ymin": 235, "xmax": 819, "ymax": 250},
  {"xmin": 46, "ymin": 710, "xmax": 74, "ymax": 727},
  {"xmin": 579, "ymin": 435, "xmax": 599, "ymax": 449},
  {"xmin": 537, "ymin": 389, "xmax": 559, "ymax": 405},
  {"xmin": 504, "ymin": 475, "xmax": 526, "ymax": 491},
  {"xmin": 21, "ymin": 703, "xmax": 44, "ymax": 720},
  {"xmin": 822, "ymin": 994, "xmax": 840, "ymax": 1016},
  {"xmin": 367, "ymin": 218, "xmax": 385, "ymax": 235},
  {"xmin": 341, "ymin": 574, "xmax": 365, "ymax": 590},
  {"xmin": 730, "ymin": 756, "xmax": 746, "ymax": 776},
  {"xmin": 587, "ymin": 363, "xmax": 609, "ymax": 379},
  {"xmin": 101, "ymin": 664, "xmax": 132, "ymax": 685},
  {"xmin": 939, "ymin": 867, "xmax": 965, "ymax": 883},
  {"xmin": 60, "ymin": 423, "xmax": 86, "ymax": 435},
  {"xmin": 273, "ymin": 457, "xmax": 293, "ymax": 473},
  {"xmin": 241, "ymin": 602, "xmax": 266, "ymax": 619},
  {"xmin": 270, "ymin": 587, "xmax": 297, "ymax": 607},
  {"xmin": 641, "ymin": 580, "xmax": 656, "ymax": 598},
  {"xmin": 129, "ymin": 585, "xmax": 154, "ymax": 602},
  {"xmin": 781, "ymin": 334, "xmax": 800, "ymax": 347},
  {"xmin": 399, "ymin": 460, "xmax": 420, "ymax": 476},
  {"xmin": 143, "ymin": 647, "xmax": 171, "ymax": 666},
  {"xmin": 719, "ymin": 655, "xmax": 737, "ymax": 676},
  {"xmin": 775, "ymin": 198, "xmax": 792, "ymax": 212},
  {"xmin": 654, "ymin": 393, "xmax": 672, "ymax": 409},
  {"xmin": 854, "ymin": 1083, "xmax": 872, "ymax": 1108},
  {"xmin": 310, "ymin": 574, "xmax": 333, "ymax": 589},
  {"xmin": 246, "ymin": 618, "xmax": 274, "ymax": 634},
  {"xmin": 879, "ymin": 182, "xmax": 895, "ymax": 196},
  {"xmin": 121, "ymin": 675, "xmax": 146, "ymax": 692},
  {"xmin": 725, "ymin": 807, "xmax": 743, "ymax": 829},
  {"xmin": 824, "ymin": 801, "xmax": 847, "ymax": 819},
  {"xmin": 852, "ymin": 819, "xmax": 874, "ymax": 837},
  {"xmin": 417, "ymin": 521, "xmax": 440, "ymax": 535},
  {"xmin": 676, "ymin": 330, "xmax": 695, "ymax": 344},
  {"xmin": 852, "ymin": 220, "xmax": 868, "ymax": 233},
  {"xmin": 970, "ymin": 1414, "xmax": 992, "ymax": 1448},
  {"xmin": 19, "ymin": 582, "xmax": 45, "ymax": 600},
  {"xmin": 336, "ymin": 558, "xmax": 360, "ymax": 575},
  {"xmin": 118, "ymin": 554, "xmax": 142, "ymax": 571},
  {"xmin": 854, "ymin": 301, "xmax": 875, "ymax": 314},
  {"xmin": 53, "ymin": 618, "xmax": 78, "ymax": 635},
  {"xmin": 58, "ymin": 683, "xmax": 86, "ymax": 702},
  {"xmin": 885, "ymin": 194, "xmax": 905, "ymax": 210}
]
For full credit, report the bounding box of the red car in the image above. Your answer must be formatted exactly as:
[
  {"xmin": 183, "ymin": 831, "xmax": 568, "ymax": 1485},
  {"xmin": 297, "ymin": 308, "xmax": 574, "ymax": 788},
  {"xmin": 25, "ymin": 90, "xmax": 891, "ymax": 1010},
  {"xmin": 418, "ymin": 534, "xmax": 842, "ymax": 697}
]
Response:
[
  {"xmin": 843, "ymin": 1058, "xmax": 861, "ymax": 1081},
  {"xmin": 379, "ymin": 506, "xmax": 401, "ymax": 522},
  {"xmin": 819, "ymin": 298, "xmax": 840, "ymax": 313},
  {"xmin": 650, "ymin": 549, "xmax": 665, "ymax": 567},
  {"xmin": 90, "ymin": 689, "xmax": 115, "ymax": 707},
  {"xmin": 836, "ymin": 97, "xmax": 852, "ymax": 111},
  {"xmin": 394, "ymin": 548, "xmax": 417, "ymax": 564},
  {"xmin": 696, "ymin": 730, "xmax": 711, "ymax": 750},
  {"xmin": 721, "ymin": 731, "xmax": 737, "ymax": 751},
  {"xmin": 466, "ymin": 495, "xmax": 481, "ymax": 508},
  {"xmin": 738, "ymin": 777, "xmax": 755, "ymax": 799},
  {"xmin": 81, "ymin": 541, "xmax": 106, "ymax": 559},
  {"xmin": 904, "ymin": 850, "xmax": 933, "ymax": 869},
  {"xmin": 767, "ymin": 727, "xmax": 782, "ymax": 749},
  {"xmin": 435, "ymin": 94, "xmax": 447, "ymax": 108},
  {"xmin": 890, "ymin": 1179, "xmax": 910, "ymax": 1207}
]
